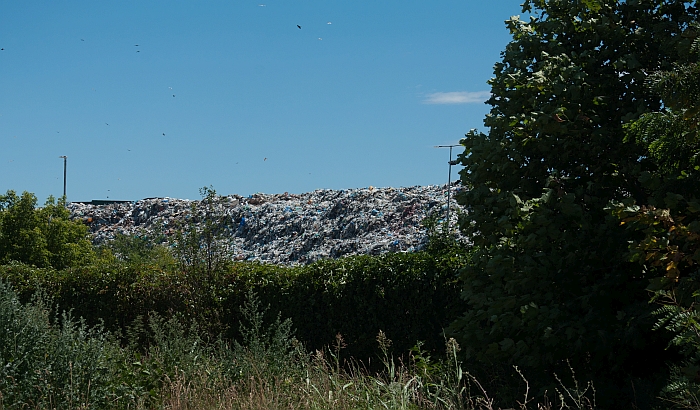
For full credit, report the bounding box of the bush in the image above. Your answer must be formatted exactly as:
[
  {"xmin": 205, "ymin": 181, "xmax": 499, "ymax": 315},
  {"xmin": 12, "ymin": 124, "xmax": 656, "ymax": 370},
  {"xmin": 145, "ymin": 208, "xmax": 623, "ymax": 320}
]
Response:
[
  {"xmin": 0, "ymin": 279, "xmax": 126, "ymax": 408},
  {"xmin": 244, "ymin": 251, "xmax": 468, "ymax": 360},
  {"xmin": 0, "ymin": 191, "xmax": 95, "ymax": 269},
  {"xmin": 0, "ymin": 249, "xmax": 467, "ymax": 363}
]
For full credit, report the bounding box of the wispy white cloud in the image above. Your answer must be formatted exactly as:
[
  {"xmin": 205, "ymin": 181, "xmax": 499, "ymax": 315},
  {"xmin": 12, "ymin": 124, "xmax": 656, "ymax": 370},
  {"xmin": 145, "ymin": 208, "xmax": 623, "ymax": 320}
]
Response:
[{"xmin": 423, "ymin": 91, "xmax": 491, "ymax": 104}]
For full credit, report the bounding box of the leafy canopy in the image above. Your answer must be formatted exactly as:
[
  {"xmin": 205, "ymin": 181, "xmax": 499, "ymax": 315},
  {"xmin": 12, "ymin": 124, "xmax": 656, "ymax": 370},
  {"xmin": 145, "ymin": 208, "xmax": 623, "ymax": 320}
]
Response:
[
  {"xmin": 0, "ymin": 191, "xmax": 94, "ymax": 269},
  {"xmin": 451, "ymin": 0, "xmax": 699, "ymax": 404},
  {"xmin": 615, "ymin": 22, "xmax": 700, "ymax": 403}
]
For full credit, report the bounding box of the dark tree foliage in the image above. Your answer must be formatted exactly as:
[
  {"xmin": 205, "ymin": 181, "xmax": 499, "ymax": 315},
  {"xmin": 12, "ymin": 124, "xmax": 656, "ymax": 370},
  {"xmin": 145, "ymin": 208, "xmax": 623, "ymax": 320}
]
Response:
[
  {"xmin": 616, "ymin": 24, "xmax": 700, "ymax": 405},
  {"xmin": 451, "ymin": 0, "xmax": 699, "ymax": 405}
]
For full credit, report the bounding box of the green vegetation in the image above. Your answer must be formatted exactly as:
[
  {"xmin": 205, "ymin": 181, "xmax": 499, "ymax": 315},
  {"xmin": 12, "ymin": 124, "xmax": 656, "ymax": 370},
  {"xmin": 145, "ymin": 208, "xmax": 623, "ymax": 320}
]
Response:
[
  {"xmin": 5, "ymin": 1, "xmax": 700, "ymax": 408},
  {"xmin": 613, "ymin": 24, "xmax": 700, "ymax": 407},
  {"xmin": 0, "ymin": 244, "xmax": 468, "ymax": 366},
  {"xmin": 171, "ymin": 185, "xmax": 233, "ymax": 279},
  {"xmin": 0, "ymin": 184, "xmax": 484, "ymax": 408},
  {"xmin": 453, "ymin": 0, "xmax": 700, "ymax": 407},
  {"xmin": 0, "ymin": 187, "xmax": 595, "ymax": 408},
  {"xmin": 0, "ymin": 191, "xmax": 94, "ymax": 269},
  {"xmin": 0, "ymin": 278, "xmax": 598, "ymax": 409}
]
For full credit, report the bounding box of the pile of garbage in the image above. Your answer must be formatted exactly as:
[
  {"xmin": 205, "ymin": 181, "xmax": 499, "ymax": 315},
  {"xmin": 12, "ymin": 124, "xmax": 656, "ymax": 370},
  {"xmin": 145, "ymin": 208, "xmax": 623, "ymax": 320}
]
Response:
[{"xmin": 68, "ymin": 185, "xmax": 466, "ymax": 265}]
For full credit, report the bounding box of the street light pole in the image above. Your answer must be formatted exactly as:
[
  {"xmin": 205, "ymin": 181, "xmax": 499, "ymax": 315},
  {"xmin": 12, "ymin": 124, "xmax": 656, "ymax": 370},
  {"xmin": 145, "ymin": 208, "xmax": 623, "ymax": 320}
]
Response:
[
  {"xmin": 434, "ymin": 144, "xmax": 461, "ymax": 232},
  {"xmin": 59, "ymin": 156, "xmax": 67, "ymax": 200}
]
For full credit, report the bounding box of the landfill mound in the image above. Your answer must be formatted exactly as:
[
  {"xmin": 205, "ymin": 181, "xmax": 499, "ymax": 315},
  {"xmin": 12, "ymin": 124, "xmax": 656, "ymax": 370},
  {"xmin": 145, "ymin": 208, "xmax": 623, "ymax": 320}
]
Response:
[{"xmin": 68, "ymin": 185, "xmax": 465, "ymax": 265}]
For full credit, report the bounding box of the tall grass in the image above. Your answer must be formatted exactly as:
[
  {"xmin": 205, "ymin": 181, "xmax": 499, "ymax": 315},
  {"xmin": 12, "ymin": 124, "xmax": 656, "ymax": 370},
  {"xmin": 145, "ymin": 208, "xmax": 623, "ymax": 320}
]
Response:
[
  {"xmin": 0, "ymin": 281, "xmax": 124, "ymax": 408},
  {"xmin": 0, "ymin": 281, "xmax": 595, "ymax": 409}
]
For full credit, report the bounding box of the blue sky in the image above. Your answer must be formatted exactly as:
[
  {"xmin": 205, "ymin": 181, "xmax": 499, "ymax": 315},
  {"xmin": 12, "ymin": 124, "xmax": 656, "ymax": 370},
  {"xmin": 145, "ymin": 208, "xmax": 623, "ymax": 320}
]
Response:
[{"xmin": 1, "ymin": 1, "xmax": 524, "ymax": 202}]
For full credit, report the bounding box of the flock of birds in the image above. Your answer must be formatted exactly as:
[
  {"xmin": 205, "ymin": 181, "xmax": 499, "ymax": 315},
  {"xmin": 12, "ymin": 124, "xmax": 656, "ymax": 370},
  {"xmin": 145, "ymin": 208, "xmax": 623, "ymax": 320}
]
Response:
[
  {"xmin": 3, "ymin": 5, "xmax": 333, "ymax": 194},
  {"xmin": 2, "ymin": 9, "xmax": 332, "ymax": 151}
]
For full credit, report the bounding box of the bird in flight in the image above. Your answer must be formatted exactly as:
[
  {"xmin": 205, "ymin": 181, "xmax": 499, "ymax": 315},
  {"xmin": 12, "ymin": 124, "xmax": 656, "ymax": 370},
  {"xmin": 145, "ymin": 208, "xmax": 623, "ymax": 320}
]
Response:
[
  {"xmin": 162, "ymin": 133, "xmax": 166, "ymax": 136},
  {"xmin": 327, "ymin": 22, "xmax": 332, "ymax": 24},
  {"xmin": 134, "ymin": 44, "xmax": 139, "ymax": 46},
  {"xmin": 81, "ymin": 39, "xmax": 85, "ymax": 41},
  {"xmin": 105, "ymin": 123, "xmax": 109, "ymax": 125},
  {"xmin": 172, "ymin": 95, "xmax": 175, "ymax": 97},
  {"xmin": 264, "ymin": 157, "xmax": 268, "ymax": 161},
  {"xmin": 297, "ymin": 25, "xmax": 301, "ymax": 29}
]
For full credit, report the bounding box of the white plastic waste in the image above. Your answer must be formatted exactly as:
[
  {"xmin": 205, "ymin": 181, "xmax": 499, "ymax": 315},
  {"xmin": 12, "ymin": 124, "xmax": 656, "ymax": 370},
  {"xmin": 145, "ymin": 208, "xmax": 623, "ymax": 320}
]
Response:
[{"xmin": 68, "ymin": 184, "xmax": 466, "ymax": 265}]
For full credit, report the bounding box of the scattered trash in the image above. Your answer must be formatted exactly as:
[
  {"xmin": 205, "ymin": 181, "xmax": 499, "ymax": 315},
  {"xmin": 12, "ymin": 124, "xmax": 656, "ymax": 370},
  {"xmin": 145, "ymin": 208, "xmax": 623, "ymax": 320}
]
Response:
[{"xmin": 68, "ymin": 184, "xmax": 466, "ymax": 265}]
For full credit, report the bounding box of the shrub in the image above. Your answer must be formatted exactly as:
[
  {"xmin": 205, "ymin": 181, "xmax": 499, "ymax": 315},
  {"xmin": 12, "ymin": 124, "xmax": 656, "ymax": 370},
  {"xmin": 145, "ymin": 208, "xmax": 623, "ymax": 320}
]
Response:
[
  {"xmin": 0, "ymin": 191, "xmax": 95, "ymax": 269},
  {"xmin": 0, "ymin": 249, "xmax": 467, "ymax": 363},
  {"xmin": 0, "ymin": 279, "xmax": 128, "ymax": 408}
]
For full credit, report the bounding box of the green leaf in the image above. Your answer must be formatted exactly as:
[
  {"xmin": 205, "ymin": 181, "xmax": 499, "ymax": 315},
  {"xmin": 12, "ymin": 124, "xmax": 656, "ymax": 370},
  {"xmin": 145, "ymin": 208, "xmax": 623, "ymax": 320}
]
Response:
[{"xmin": 581, "ymin": 0, "xmax": 602, "ymax": 12}]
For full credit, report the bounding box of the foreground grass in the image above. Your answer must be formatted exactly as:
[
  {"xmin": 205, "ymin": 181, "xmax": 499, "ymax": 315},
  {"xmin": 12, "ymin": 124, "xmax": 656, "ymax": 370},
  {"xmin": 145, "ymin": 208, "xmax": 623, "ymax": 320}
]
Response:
[
  {"xmin": 152, "ymin": 347, "xmax": 596, "ymax": 410},
  {"xmin": 0, "ymin": 280, "xmax": 595, "ymax": 410}
]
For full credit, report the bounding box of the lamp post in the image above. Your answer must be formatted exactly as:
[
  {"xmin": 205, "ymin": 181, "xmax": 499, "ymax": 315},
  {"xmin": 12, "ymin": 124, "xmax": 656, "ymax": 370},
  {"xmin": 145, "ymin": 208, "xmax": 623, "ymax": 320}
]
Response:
[
  {"xmin": 59, "ymin": 156, "xmax": 67, "ymax": 200},
  {"xmin": 434, "ymin": 145, "xmax": 460, "ymax": 232}
]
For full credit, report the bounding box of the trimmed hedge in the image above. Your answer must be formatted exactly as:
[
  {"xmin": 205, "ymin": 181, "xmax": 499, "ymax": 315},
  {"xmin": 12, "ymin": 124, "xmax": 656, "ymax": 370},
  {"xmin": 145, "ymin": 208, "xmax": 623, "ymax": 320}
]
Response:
[{"xmin": 0, "ymin": 250, "xmax": 467, "ymax": 360}]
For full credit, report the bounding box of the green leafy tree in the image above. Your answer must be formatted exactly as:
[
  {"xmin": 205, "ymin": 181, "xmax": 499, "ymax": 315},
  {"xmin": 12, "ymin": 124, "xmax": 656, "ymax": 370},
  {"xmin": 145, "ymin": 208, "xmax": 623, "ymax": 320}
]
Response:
[
  {"xmin": 451, "ymin": 0, "xmax": 699, "ymax": 404},
  {"xmin": 0, "ymin": 191, "xmax": 94, "ymax": 269}
]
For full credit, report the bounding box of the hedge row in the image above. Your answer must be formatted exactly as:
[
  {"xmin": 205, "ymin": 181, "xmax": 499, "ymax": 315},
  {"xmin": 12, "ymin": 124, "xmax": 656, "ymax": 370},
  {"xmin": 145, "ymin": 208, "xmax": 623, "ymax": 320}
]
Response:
[{"xmin": 0, "ymin": 250, "xmax": 467, "ymax": 360}]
